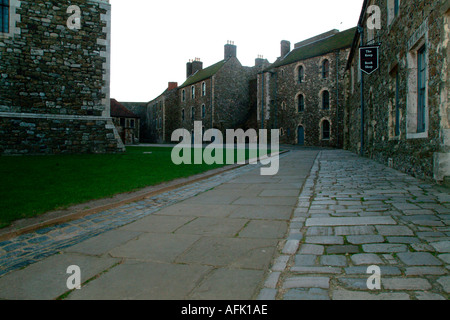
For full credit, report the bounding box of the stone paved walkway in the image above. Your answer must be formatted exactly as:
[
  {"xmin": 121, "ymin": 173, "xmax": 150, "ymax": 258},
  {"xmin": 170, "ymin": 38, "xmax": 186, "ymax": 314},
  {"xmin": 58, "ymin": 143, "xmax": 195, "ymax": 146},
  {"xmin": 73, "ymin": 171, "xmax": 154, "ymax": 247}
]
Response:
[
  {"xmin": 0, "ymin": 150, "xmax": 318, "ymax": 299},
  {"xmin": 258, "ymin": 150, "xmax": 450, "ymax": 300},
  {"xmin": 0, "ymin": 149, "xmax": 448, "ymax": 300}
]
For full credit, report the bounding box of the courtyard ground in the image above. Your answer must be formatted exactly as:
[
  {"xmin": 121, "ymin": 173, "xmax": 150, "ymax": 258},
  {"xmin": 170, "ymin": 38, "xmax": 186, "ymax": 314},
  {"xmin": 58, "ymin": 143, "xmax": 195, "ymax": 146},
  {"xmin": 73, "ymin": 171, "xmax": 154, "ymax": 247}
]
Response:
[{"xmin": 0, "ymin": 148, "xmax": 448, "ymax": 300}]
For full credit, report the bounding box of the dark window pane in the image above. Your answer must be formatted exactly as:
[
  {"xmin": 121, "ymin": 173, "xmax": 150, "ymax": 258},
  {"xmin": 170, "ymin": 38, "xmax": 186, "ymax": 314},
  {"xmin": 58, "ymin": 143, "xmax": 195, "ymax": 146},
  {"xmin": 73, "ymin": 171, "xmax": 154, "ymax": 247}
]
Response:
[{"xmin": 322, "ymin": 120, "xmax": 330, "ymax": 140}]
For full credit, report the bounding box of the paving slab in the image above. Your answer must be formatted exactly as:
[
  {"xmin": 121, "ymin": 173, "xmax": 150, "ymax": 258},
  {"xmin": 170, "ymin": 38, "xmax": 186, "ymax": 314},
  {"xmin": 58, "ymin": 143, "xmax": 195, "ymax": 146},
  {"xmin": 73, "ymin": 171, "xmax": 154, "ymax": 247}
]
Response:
[{"xmin": 0, "ymin": 253, "xmax": 119, "ymax": 300}]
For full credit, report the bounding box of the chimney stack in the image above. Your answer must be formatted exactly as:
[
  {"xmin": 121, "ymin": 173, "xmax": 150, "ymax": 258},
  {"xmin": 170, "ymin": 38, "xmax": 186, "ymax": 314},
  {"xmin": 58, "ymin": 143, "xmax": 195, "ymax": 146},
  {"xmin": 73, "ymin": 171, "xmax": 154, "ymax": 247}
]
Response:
[
  {"xmin": 168, "ymin": 82, "xmax": 178, "ymax": 90},
  {"xmin": 281, "ymin": 40, "xmax": 291, "ymax": 58},
  {"xmin": 186, "ymin": 58, "xmax": 203, "ymax": 78},
  {"xmin": 186, "ymin": 60, "xmax": 193, "ymax": 78},
  {"xmin": 224, "ymin": 40, "xmax": 237, "ymax": 59},
  {"xmin": 191, "ymin": 57, "xmax": 203, "ymax": 75},
  {"xmin": 255, "ymin": 54, "xmax": 265, "ymax": 67}
]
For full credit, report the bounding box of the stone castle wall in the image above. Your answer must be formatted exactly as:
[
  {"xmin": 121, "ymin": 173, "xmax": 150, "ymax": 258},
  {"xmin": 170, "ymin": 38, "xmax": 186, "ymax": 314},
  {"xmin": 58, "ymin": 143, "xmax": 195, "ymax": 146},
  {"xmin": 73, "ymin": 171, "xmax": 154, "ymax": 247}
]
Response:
[
  {"xmin": 344, "ymin": 0, "xmax": 449, "ymax": 182},
  {"xmin": 0, "ymin": 0, "xmax": 123, "ymax": 154}
]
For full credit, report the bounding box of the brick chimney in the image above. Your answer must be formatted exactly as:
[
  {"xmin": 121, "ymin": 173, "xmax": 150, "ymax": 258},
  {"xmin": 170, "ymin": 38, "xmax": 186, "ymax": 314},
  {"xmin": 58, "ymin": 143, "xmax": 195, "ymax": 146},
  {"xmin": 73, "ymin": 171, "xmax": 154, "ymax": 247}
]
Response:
[
  {"xmin": 255, "ymin": 55, "xmax": 266, "ymax": 67},
  {"xmin": 168, "ymin": 82, "xmax": 178, "ymax": 90},
  {"xmin": 281, "ymin": 40, "xmax": 291, "ymax": 57},
  {"xmin": 191, "ymin": 58, "xmax": 203, "ymax": 75},
  {"xmin": 224, "ymin": 41, "xmax": 237, "ymax": 59},
  {"xmin": 186, "ymin": 60, "xmax": 193, "ymax": 78}
]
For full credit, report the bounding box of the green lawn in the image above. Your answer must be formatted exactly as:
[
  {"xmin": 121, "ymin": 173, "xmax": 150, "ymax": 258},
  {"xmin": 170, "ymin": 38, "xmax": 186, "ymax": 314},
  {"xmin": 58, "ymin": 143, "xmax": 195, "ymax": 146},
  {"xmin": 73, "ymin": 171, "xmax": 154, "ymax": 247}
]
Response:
[{"xmin": 0, "ymin": 146, "xmax": 271, "ymax": 228}]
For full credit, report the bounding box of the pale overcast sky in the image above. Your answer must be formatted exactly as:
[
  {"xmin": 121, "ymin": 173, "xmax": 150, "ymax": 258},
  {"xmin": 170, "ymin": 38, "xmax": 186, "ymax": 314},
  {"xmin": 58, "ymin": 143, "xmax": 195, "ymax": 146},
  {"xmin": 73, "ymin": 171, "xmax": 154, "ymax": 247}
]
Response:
[{"xmin": 109, "ymin": 0, "xmax": 364, "ymax": 102}]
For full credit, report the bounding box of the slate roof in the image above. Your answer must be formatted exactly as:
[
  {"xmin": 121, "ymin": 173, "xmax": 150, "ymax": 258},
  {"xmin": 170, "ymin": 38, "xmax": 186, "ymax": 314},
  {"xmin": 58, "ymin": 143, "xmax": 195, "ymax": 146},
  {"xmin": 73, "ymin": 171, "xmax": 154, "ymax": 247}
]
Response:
[
  {"xmin": 265, "ymin": 27, "xmax": 358, "ymax": 71},
  {"xmin": 110, "ymin": 99, "xmax": 139, "ymax": 118},
  {"xmin": 179, "ymin": 59, "xmax": 227, "ymax": 89}
]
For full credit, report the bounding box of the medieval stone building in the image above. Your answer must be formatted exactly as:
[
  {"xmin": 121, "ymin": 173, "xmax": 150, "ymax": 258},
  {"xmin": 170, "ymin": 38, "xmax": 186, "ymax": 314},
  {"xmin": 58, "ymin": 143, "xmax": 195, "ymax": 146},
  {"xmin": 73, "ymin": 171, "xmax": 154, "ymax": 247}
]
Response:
[
  {"xmin": 344, "ymin": 0, "xmax": 450, "ymax": 183},
  {"xmin": 257, "ymin": 28, "xmax": 356, "ymax": 147},
  {"xmin": 145, "ymin": 42, "xmax": 268, "ymax": 143},
  {"xmin": 0, "ymin": 0, "xmax": 123, "ymax": 154},
  {"xmin": 147, "ymin": 82, "xmax": 179, "ymax": 143}
]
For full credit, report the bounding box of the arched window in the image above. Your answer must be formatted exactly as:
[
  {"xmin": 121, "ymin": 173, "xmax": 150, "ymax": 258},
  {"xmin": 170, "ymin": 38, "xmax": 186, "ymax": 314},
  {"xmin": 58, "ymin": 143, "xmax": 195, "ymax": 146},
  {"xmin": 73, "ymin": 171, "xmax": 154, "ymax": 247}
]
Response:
[
  {"xmin": 297, "ymin": 94, "xmax": 305, "ymax": 112},
  {"xmin": 202, "ymin": 104, "xmax": 206, "ymax": 118},
  {"xmin": 322, "ymin": 59, "xmax": 330, "ymax": 79},
  {"xmin": 322, "ymin": 90, "xmax": 330, "ymax": 110},
  {"xmin": 322, "ymin": 120, "xmax": 331, "ymax": 140},
  {"xmin": 181, "ymin": 89, "xmax": 186, "ymax": 102},
  {"xmin": 181, "ymin": 109, "xmax": 185, "ymax": 121},
  {"xmin": 202, "ymin": 82, "xmax": 206, "ymax": 96},
  {"xmin": 281, "ymin": 101, "xmax": 286, "ymax": 110},
  {"xmin": 191, "ymin": 107, "xmax": 195, "ymax": 120},
  {"xmin": 191, "ymin": 86, "xmax": 195, "ymax": 99},
  {"xmin": 280, "ymin": 128, "xmax": 284, "ymax": 136},
  {"xmin": 297, "ymin": 66, "xmax": 304, "ymax": 83}
]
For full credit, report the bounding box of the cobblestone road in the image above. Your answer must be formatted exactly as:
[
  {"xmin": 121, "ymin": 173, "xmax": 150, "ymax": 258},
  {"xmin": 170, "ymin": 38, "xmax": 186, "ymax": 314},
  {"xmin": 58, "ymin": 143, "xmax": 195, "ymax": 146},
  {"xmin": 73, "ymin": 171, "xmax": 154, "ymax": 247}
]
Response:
[{"xmin": 259, "ymin": 150, "xmax": 450, "ymax": 300}]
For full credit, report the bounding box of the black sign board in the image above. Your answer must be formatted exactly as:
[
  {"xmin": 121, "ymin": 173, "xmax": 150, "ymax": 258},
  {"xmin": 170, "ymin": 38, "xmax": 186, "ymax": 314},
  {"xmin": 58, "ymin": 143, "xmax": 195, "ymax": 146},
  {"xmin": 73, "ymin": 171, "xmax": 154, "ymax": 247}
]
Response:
[{"xmin": 359, "ymin": 46, "xmax": 379, "ymax": 75}]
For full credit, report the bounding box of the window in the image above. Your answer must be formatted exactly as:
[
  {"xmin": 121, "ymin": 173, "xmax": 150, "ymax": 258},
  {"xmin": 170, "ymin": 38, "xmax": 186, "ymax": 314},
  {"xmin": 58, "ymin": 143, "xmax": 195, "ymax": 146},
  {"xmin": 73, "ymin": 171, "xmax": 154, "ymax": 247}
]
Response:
[
  {"xmin": 202, "ymin": 104, "xmax": 205, "ymax": 118},
  {"xmin": 297, "ymin": 94, "xmax": 305, "ymax": 112},
  {"xmin": 281, "ymin": 101, "xmax": 286, "ymax": 110},
  {"xmin": 130, "ymin": 119, "xmax": 135, "ymax": 128},
  {"xmin": 280, "ymin": 128, "xmax": 284, "ymax": 136},
  {"xmin": 297, "ymin": 66, "xmax": 304, "ymax": 83},
  {"xmin": 159, "ymin": 117, "xmax": 162, "ymax": 129},
  {"xmin": 322, "ymin": 120, "xmax": 330, "ymax": 140},
  {"xmin": 120, "ymin": 118, "xmax": 125, "ymax": 127},
  {"xmin": 182, "ymin": 89, "xmax": 186, "ymax": 102},
  {"xmin": 0, "ymin": 0, "xmax": 9, "ymax": 33},
  {"xmin": 417, "ymin": 45, "xmax": 426, "ymax": 133},
  {"xmin": 322, "ymin": 59, "xmax": 330, "ymax": 79},
  {"xmin": 191, "ymin": 107, "xmax": 195, "ymax": 120},
  {"xmin": 388, "ymin": 0, "xmax": 400, "ymax": 25},
  {"xmin": 191, "ymin": 86, "xmax": 195, "ymax": 99},
  {"xmin": 322, "ymin": 90, "xmax": 330, "ymax": 110},
  {"xmin": 181, "ymin": 109, "xmax": 185, "ymax": 121},
  {"xmin": 202, "ymin": 82, "xmax": 206, "ymax": 96}
]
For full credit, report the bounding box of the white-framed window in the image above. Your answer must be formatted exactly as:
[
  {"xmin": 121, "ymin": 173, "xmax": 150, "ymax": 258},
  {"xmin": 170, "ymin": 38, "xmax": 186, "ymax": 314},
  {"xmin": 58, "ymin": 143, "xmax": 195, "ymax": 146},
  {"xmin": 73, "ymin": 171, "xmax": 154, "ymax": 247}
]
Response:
[
  {"xmin": 0, "ymin": 0, "xmax": 9, "ymax": 33},
  {"xmin": 406, "ymin": 22, "xmax": 428, "ymax": 139},
  {"xmin": 181, "ymin": 89, "xmax": 186, "ymax": 102},
  {"xmin": 191, "ymin": 85, "xmax": 195, "ymax": 99},
  {"xmin": 0, "ymin": 0, "xmax": 20, "ymax": 38},
  {"xmin": 202, "ymin": 82, "xmax": 206, "ymax": 96},
  {"xmin": 387, "ymin": 0, "xmax": 400, "ymax": 26}
]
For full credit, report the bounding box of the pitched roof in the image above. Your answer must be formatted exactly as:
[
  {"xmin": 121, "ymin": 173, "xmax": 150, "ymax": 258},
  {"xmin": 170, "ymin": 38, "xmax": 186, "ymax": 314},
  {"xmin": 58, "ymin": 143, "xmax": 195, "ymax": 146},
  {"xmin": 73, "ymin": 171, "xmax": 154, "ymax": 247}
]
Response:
[
  {"xmin": 179, "ymin": 59, "xmax": 227, "ymax": 88},
  {"xmin": 110, "ymin": 99, "xmax": 139, "ymax": 118},
  {"xmin": 266, "ymin": 27, "xmax": 358, "ymax": 71}
]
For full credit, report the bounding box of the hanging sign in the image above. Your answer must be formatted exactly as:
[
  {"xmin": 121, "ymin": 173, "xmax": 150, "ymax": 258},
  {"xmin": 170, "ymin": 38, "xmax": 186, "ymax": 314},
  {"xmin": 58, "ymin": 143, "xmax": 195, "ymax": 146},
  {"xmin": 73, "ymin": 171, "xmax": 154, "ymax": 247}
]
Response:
[{"xmin": 359, "ymin": 45, "xmax": 380, "ymax": 75}]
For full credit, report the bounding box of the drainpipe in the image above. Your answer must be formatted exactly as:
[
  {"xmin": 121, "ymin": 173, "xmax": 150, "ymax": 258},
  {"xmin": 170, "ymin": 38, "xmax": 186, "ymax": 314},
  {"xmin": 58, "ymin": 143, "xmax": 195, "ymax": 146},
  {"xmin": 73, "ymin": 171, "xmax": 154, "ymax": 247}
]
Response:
[
  {"xmin": 335, "ymin": 50, "xmax": 340, "ymax": 147},
  {"xmin": 261, "ymin": 72, "xmax": 265, "ymax": 130},
  {"xmin": 358, "ymin": 25, "xmax": 365, "ymax": 157}
]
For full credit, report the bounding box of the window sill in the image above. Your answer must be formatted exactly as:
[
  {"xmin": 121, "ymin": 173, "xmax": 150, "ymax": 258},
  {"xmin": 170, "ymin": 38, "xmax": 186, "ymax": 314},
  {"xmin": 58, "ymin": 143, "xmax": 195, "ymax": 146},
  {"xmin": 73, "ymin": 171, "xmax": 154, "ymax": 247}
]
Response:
[{"xmin": 406, "ymin": 131, "xmax": 428, "ymax": 140}]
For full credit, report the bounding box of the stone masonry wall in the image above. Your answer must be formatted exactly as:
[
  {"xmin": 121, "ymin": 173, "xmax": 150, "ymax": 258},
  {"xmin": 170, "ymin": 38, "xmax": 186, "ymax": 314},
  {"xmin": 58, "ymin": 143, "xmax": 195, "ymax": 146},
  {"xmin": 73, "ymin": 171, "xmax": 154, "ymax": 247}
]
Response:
[
  {"xmin": 344, "ymin": 0, "xmax": 449, "ymax": 182},
  {"xmin": 272, "ymin": 49, "xmax": 350, "ymax": 147},
  {"xmin": 0, "ymin": 0, "xmax": 123, "ymax": 154}
]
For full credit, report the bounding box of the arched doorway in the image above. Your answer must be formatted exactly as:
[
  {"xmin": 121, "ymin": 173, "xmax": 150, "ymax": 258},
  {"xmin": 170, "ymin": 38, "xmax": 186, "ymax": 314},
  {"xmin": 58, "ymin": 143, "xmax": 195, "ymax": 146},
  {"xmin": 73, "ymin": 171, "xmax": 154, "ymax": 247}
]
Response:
[{"xmin": 297, "ymin": 126, "xmax": 305, "ymax": 146}]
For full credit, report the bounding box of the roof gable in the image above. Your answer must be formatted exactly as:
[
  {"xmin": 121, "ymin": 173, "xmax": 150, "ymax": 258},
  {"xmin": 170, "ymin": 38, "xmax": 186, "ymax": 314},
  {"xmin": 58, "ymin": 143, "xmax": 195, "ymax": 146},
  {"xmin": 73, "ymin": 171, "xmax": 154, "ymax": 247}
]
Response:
[
  {"xmin": 110, "ymin": 99, "xmax": 139, "ymax": 118},
  {"xmin": 179, "ymin": 59, "xmax": 227, "ymax": 88},
  {"xmin": 266, "ymin": 27, "xmax": 357, "ymax": 70}
]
